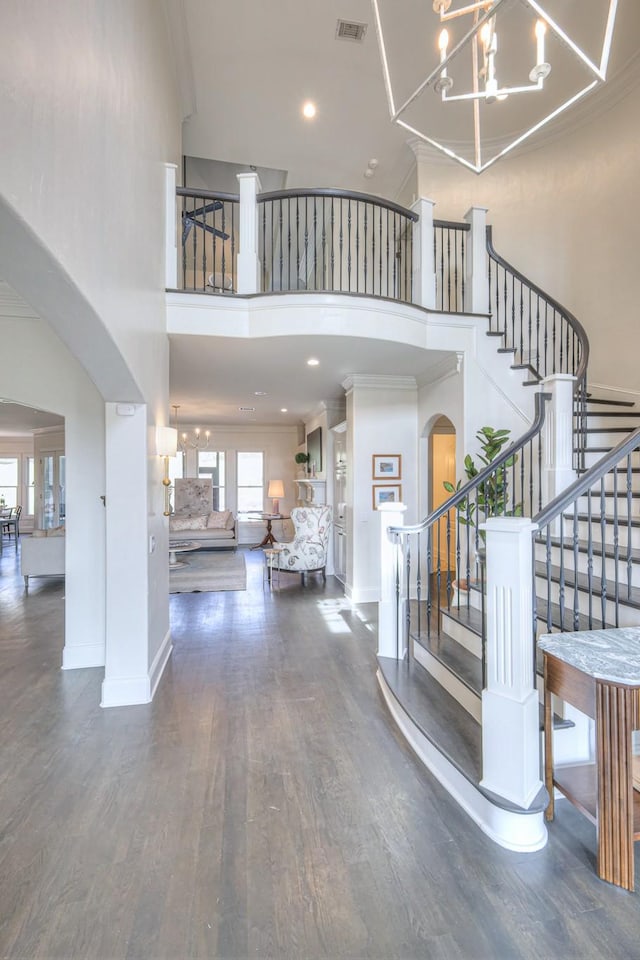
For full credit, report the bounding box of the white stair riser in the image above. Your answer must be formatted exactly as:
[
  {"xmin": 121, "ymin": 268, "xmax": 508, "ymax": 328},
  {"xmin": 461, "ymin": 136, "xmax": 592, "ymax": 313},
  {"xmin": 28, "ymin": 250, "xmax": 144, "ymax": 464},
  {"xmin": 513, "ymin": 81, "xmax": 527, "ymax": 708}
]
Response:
[
  {"xmin": 534, "ymin": 545, "xmax": 640, "ymax": 588},
  {"xmin": 534, "ymin": 584, "xmax": 640, "ymax": 627},
  {"xmin": 413, "ymin": 643, "xmax": 482, "ymax": 722},
  {"xmin": 581, "ymin": 472, "xmax": 640, "ymax": 495},
  {"xmin": 440, "ymin": 612, "xmax": 482, "ymax": 658},
  {"xmin": 559, "ymin": 518, "xmax": 640, "ymax": 547},
  {"xmin": 569, "ymin": 493, "xmax": 640, "ymax": 520},
  {"xmin": 578, "ymin": 449, "xmax": 640, "ymax": 470}
]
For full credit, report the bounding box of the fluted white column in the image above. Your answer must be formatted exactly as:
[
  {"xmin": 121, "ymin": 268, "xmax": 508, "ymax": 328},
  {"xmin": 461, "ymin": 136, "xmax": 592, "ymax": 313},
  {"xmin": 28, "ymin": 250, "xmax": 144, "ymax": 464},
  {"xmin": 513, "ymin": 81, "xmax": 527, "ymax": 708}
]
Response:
[
  {"xmin": 378, "ymin": 502, "xmax": 407, "ymax": 659},
  {"xmin": 236, "ymin": 171, "xmax": 262, "ymax": 294},
  {"xmin": 480, "ymin": 516, "xmax": 543, "ymax": 808},
  {"xmin": 464, "ymin": 206, "xmax": 489, "ymax": 315},
  {"xmin": 411, "ymin": 198, "xmax": 436, "ymax": 309}
]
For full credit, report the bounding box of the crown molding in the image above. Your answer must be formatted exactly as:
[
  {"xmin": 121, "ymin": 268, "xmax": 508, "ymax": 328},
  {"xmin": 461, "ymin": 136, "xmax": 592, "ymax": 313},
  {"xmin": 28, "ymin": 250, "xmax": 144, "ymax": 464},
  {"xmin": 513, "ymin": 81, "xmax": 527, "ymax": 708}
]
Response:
[{"xmin": 342, "ymin": 374, "xmax": 418, "ymax": 392}]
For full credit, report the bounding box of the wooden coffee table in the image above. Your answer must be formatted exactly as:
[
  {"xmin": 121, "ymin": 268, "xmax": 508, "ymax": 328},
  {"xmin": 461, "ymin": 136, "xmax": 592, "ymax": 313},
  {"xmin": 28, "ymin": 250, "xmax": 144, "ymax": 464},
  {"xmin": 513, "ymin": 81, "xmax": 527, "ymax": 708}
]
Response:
[{"xmin": 169, "ymin": 541, "xmax": 200, "ymax": 568}]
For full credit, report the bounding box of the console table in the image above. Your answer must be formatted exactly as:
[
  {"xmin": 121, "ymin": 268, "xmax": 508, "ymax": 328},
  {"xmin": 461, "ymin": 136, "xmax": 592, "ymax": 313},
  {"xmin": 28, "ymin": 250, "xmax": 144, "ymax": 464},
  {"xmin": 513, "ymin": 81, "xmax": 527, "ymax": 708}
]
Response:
[{"xmin": 539, "ymin": 627, "xmax": 640, "ymax": 890}]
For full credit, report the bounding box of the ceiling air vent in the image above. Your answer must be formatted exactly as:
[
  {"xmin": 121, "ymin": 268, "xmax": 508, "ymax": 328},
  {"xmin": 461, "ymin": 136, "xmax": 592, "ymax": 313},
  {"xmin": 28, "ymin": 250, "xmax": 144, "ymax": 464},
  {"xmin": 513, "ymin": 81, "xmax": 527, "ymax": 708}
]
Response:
[
  {"xmin": 336, "ymin": 20, "xmax": 367, "ymax": 42},
  {"xmin": 239, "ymin": 406, "xmax": 256, "ymax": 412}
]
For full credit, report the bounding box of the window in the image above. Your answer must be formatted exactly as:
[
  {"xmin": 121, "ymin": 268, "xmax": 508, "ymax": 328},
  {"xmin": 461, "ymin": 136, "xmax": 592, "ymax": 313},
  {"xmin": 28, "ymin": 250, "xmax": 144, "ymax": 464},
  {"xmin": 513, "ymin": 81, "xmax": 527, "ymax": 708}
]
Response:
[
  {"xmin": 27, "ymin": 457, "xmax": 35, "ymax": 515},
  {"xmin": 237, "ymin": 451, "xmax": 263, "ymax": 512},
  {"xmin": 0, "ymin": 457, "xmax": 18, "ymax": 508},
  {"xmin": 168, "ymin": 452, "xmax": 184, "ymax": 486},
  {"xmin": 198, "ymin": 451, "xmax": 226, "ymax": 510}
]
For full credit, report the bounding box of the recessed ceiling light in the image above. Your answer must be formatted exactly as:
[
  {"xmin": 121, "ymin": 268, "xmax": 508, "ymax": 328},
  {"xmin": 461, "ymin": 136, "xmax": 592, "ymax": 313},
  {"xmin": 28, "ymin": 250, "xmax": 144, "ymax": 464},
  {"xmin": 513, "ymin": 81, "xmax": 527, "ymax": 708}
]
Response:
[
  {"xmin": 239, "ymin": 406, "xmax": 256, "ymax": 412},
  {"xmin": 254, "ymin": 391, "xmax": 268, "ymax": 396},
  {"xmin": 302, "ymin": 101, "xmax": 316, "ymax": 119},
  {"xmin": 280, "ymin": 408, "xmax": 288, "ymax": 413},
  {"xmin": 307, "ymin": 357, "xmax": 320, "ymax": 366}
]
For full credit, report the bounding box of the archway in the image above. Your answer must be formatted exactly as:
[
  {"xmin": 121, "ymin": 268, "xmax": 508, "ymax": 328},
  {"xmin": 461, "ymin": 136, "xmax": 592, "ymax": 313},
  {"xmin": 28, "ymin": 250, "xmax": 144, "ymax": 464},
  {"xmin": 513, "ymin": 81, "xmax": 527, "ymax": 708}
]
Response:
[{"xmin": 429, "ymin": 415, "xmax": 456, "ymax": 575}]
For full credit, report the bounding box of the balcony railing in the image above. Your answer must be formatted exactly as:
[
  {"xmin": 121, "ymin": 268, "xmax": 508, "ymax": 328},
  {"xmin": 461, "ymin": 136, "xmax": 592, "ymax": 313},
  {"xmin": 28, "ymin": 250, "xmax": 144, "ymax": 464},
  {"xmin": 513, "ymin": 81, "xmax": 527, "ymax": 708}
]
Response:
[
  {"xmin": 178, "ymin": 187, "xmax": 239, "ymax": 293},
  {"xmin": 257, "ymin": 189, "xmax": 417, "ymax": 301}
]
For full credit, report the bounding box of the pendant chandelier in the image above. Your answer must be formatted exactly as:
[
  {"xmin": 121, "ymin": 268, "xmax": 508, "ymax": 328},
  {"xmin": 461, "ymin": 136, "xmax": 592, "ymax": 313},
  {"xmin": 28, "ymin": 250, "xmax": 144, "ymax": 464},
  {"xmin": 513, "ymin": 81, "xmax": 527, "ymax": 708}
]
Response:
[
  {"xmin": 371, "ymin": 0, "xmax": 619, "ymax": 173},
  {"xmin": 172, "ymin": 405, "xmax": 210, "ymax": 452}
]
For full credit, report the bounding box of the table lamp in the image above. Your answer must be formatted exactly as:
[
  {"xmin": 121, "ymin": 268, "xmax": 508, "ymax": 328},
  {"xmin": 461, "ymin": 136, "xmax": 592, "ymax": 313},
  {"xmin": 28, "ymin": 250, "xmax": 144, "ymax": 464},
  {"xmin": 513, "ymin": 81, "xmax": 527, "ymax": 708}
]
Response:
[{"xmin": 267, "ymin": 480, "xmax": 285, "ymax": 516}]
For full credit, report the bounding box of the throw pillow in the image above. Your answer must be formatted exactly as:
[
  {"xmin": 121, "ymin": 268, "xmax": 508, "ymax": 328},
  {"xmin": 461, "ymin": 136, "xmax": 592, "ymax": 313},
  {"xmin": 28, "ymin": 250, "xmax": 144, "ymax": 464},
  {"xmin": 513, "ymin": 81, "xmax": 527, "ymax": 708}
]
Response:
[
  {"xmin": 48, "ymin": 526, "xmax": 66, "ymax": 537},
  {"xmin": 170, "ymin": 515, "xmax": 207, "ymax": 532},
  {"xmin": 225, "ymin": 511, "xmax": 235, "ymax": 530},
  {"xmin": 32, "ymin": 529, "xmax": 47, "ymax": 538},
  {"xmin": 207, "ymin": 510, "xmax": 231, "ymax": 529}
]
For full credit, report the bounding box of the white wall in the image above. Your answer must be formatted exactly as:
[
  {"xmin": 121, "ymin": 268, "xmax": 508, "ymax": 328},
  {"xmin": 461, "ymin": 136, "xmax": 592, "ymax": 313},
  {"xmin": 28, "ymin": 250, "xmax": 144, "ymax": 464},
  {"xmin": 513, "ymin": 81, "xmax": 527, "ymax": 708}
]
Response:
[
  {"xmin": 0, "ymin": 0, "xmax": 182, "ymax": 703},
  {"xmin": 413, "ymin": 82, "xmax": 640, "ymax": 396},
  {"xmin": 345, "ymin": 376, "xmax": 418, "ymax": 604},
  {"xmin": 1, "ymin": 315, "xmax": 106, "ymax": 669}
]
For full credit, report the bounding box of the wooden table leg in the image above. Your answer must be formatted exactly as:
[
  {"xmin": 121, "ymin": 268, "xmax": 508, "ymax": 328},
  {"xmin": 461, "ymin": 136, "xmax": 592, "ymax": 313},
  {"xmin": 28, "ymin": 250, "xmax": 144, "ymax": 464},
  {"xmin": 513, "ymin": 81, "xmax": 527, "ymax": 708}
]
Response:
[
  {"xmin": 596, "ymin": 680, "xmax": 635, "ymax": 891},
  {"xmin": 543, "ymin": 655, "xmax": 555, "ymax": 821}
]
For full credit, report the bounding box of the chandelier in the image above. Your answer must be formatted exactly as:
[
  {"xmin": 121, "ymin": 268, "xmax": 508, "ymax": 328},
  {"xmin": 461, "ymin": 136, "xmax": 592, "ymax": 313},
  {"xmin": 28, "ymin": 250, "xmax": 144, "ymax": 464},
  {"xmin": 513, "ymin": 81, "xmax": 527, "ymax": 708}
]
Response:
[
  {"xmin": 172, "ymin": 405, "xmax": 210, "ymax": 452},
  {"xmin": 371, "ymin": 0, "xmax": 619, "ymax": 173}
]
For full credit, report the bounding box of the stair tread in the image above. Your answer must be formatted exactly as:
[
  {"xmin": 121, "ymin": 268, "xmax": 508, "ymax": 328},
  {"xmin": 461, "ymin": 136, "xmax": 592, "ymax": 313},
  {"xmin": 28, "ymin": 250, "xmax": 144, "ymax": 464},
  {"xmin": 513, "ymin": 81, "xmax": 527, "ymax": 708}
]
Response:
[
  {"xmin": 572, "ymin": 512, "xmax": 640, "ymax": 527},
  {"xmin": 536, "ymin": 600, "xmax": 600, "ymax": 633},
  {"xmin": 583, "ymin": 411, "xmax": 640, "ymax": 419},
  {"xmin": 535, "ymin": 561, "xmax": 640, "ymax": 610},
  {"xmin": 583, "ymin": 426, "xmax": 638, "ymax": 434},
  {"xmin": 582, "ymin": 397, "xmax": 636, "ymax": 408}
]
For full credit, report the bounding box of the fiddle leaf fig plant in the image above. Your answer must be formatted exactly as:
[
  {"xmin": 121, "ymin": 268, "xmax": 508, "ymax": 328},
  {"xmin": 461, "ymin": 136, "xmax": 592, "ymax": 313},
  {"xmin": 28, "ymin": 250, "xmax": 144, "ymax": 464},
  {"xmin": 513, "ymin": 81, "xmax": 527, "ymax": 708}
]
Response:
[{"xmin": 443, "ymin": 426, "xmax": 522, "ymax": 538}]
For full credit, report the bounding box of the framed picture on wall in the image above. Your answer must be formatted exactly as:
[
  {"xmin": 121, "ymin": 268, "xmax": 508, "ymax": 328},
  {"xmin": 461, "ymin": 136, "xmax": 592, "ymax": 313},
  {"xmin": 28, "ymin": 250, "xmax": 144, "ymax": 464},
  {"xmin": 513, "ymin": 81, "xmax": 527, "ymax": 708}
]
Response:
[
  {"xmin": 372, "ymin": 485, "xmax": 402, "ymax": 509},
  {"xmin": 372, "ymin": 454, "xmax": 401, "ymax": 480}
]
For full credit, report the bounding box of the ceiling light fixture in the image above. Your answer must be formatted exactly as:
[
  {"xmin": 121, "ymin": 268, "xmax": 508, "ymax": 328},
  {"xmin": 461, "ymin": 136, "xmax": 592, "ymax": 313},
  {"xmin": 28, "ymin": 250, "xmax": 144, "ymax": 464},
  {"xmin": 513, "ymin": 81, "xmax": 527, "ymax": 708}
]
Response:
[
  {"xmin": 302, "ymin": 101, "xmax": 317, "ymax": 119},
  {"xmin": 372, "ymin": 0, "xmax": 619, "ymax": 173},
  {"xmin": 172, "ymin": 404, "xmax": 210, "ymax": 452},
  {"xmin": 307, "ymin": 357, "xmax": 320, "ymax": 366}
]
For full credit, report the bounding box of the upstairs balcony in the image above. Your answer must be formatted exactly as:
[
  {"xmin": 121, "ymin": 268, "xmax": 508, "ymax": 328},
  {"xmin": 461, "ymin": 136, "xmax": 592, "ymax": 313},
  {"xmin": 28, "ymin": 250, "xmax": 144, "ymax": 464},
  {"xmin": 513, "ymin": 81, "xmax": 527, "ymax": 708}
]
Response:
[{"xmin": 166, "ymin": 169, "xmax": 479, "ymax": 316}]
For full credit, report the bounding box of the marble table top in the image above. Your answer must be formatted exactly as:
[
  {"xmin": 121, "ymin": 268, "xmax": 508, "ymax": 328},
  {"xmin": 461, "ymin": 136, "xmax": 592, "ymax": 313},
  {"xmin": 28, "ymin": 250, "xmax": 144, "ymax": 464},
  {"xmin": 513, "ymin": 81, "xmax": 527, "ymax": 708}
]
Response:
[{"xmin": 538, "ymin": 627, "xmax": 640, "ymax": 684}]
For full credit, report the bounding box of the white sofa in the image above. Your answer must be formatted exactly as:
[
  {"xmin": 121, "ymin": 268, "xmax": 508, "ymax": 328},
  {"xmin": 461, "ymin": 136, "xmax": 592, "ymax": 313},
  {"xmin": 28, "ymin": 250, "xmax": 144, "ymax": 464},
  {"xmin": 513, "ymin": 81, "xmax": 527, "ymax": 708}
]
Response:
[
  {"xmin": 169, "ymin": 510, "xmax": 237, "ymax": 549},
  {"xmin": 21, "ymin": 533, "xmax": 65, "ymax": 590}
]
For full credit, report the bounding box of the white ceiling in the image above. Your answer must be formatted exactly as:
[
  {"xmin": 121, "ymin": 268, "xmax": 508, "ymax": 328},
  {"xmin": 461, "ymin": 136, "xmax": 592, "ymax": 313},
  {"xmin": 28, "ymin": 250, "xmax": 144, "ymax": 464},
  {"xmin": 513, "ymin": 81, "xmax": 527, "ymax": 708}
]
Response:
[{"xmin": 3, "ymin": 2, "xmax": 640, "ymax": 436}]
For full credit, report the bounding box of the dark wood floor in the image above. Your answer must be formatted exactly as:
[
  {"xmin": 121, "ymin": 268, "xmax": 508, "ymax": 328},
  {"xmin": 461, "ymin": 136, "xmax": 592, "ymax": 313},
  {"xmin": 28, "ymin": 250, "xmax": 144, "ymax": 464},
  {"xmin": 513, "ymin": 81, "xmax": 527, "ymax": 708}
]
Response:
[{"xmin": 1, "ymin": 542, "xmax": 640, "ymax": 959}]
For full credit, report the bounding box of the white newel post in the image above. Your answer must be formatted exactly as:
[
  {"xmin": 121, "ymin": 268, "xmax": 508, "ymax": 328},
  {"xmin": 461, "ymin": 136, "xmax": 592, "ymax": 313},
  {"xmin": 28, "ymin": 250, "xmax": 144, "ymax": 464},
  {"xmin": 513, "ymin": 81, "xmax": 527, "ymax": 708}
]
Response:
[
  {"xmin": 411, "ymin": 198, "xmax": 436, "ymax": 310},
  {"xmin": 236, "ymin": 171, "xmax": 262, "ymax": 294},
  {"xmin": 480, "ymin": 517, "xmax": 543, "ymax": 808},
  {"xmin": 542, "ymin": 374, "xmax": 577, "ymax": 509},
  {"xmin": 164, "ymin": 162, "xmax": 178, "ymax": 289},
  {"xmin": 378, "ymin": 502, "xmax": 407, "ymax": 659},
  {"xmin": 464, "ymin": 206, "xmax": 489, "ymax": 315}
]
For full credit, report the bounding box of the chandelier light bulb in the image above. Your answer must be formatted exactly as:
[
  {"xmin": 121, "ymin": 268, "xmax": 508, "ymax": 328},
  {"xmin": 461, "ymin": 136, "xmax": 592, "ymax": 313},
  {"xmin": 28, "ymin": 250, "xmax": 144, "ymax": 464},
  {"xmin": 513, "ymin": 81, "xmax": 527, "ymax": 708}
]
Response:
[{"xmin": 438, "ymin": 28, "xmax": 449, "ymax": 57}]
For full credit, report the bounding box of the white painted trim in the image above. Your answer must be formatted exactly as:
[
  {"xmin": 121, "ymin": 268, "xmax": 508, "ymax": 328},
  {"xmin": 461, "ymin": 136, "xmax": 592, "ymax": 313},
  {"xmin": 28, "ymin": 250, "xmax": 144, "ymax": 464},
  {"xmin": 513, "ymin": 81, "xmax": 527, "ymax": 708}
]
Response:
[
  {"xmin": 61, "ymin": 643, "xmax": 105, "ymax": 670},
  {"xmin": 413, "ymin": 643, "xmax": 482, "ymax": 722},
  {"xmin": 377, "ymin": 669, "xmax": 548, "ymax": 853},
  {"xmin": 149, "ymin": 629, "xmax": 173, "ymax": 701},
  {"xmin": 348, "ymin": 586, "xmax": 381, "ymax": 604},
  {"xmin": 101, "ymin": 675, "xmax": 151, "ymax": 708}
]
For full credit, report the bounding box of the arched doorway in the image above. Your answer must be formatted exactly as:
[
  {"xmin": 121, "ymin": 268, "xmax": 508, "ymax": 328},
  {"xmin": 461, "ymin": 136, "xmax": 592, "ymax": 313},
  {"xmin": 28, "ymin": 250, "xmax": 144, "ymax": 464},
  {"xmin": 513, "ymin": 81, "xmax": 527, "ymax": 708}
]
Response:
[{"xmin": 429, "ymin": 416, "xmax": 456, "ymax": 576}]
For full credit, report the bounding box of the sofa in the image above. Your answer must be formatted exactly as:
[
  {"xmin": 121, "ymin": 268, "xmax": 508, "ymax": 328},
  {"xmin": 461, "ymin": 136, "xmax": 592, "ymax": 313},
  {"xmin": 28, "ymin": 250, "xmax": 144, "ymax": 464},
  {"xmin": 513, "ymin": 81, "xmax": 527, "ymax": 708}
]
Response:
[
  {"xmin": 21, "ymin": 529, "xmax": 65, "ymax": 590},
  {"xmin": 169, "ymin": 509, "xmax": 237, "ymax": 549}
]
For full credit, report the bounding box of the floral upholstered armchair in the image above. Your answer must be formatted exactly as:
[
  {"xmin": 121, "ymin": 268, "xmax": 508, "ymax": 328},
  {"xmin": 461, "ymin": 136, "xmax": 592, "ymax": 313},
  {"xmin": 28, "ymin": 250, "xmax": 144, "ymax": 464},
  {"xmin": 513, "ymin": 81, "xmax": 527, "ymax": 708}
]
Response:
[{"xmin": 277, "ymin": 505, "xmax": 332, "ymax": 584}]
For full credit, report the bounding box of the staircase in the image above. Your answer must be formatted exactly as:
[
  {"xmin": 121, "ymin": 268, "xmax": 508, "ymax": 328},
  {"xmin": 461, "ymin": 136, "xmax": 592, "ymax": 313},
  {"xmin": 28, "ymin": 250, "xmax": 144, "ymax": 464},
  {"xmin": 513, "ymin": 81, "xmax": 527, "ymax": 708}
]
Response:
[{"xmin": 377, "ymin": 225, "xmax": 640, "ymax": 851}]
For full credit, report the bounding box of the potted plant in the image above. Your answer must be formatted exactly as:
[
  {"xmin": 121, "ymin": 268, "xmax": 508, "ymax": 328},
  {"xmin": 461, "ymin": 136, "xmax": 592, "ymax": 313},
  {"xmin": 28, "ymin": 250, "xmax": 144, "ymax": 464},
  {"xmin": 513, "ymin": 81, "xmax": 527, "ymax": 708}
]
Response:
[
  {"xmin": 444, "ymin": 426, "xmax": 520, "ymax": 598},
  {"xmin": 295, "ymin": 451, "xmax": 310, "ymax": 478}
]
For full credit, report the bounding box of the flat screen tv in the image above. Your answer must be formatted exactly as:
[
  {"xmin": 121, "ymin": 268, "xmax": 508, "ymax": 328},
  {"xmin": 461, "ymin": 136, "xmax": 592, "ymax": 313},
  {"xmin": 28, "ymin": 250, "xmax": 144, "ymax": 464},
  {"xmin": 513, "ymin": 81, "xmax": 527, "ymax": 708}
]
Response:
[{"xmin": 306, "ymin": 427, "xmax": 322, "ymax": 474}]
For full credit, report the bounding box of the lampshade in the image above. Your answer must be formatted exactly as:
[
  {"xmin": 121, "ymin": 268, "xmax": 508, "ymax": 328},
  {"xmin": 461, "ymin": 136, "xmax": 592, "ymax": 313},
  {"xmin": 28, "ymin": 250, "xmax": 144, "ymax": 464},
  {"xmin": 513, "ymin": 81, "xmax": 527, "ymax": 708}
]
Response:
[
  {"xmin": 267, "ymin": 480, "xmax": 285, "ymax": 499},
  {"xmin": 156, "ymin": 426, "xmax": 178, "ymax": 458}
]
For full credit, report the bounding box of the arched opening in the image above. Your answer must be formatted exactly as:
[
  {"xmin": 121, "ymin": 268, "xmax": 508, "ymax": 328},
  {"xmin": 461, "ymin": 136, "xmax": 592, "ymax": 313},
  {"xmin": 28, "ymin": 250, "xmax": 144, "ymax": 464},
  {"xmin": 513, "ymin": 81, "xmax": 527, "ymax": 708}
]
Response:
[{"xmin": 429, "ymin": 415, "xmax": 456, "ymax": 576}]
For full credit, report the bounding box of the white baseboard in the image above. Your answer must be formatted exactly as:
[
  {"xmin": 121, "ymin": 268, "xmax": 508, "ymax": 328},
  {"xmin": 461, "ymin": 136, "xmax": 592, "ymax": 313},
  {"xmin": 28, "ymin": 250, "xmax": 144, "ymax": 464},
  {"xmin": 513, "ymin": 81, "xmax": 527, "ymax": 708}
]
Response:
[
  {"xmin": 61, "ymin": 642, "xmax": 105, "ymax": 670},
  {"xmin": 149, "ymin": 629, "xmax": 173, "ymax": 700},
  {"xmin": 101, "ymin": 675, "xmax": 151, "ymax": 708}
]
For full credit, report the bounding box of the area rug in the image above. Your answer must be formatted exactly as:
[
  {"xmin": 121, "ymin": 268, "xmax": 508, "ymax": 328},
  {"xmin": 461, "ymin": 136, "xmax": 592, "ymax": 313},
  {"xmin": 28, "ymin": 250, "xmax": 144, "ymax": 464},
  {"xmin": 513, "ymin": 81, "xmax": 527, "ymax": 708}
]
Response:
[{"xmin": 169, "ymin": 551, "xmax": 247, "ymax": 594}]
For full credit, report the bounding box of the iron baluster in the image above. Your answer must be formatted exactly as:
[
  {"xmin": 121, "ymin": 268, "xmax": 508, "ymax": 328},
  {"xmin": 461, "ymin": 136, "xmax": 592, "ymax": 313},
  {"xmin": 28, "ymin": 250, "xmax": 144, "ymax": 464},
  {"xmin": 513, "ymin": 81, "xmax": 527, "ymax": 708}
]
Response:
[{"xmin": 600, "ymin": 478, "xmax": 607, "ymax": 627}]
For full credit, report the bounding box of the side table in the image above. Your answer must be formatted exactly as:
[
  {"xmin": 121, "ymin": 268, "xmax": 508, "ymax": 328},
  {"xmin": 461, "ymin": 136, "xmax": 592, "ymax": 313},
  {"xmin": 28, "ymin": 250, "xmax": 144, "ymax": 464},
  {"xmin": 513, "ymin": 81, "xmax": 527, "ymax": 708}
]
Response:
[
  {"xmin": 263, "ymin": 544, "xmax": 285, "ymax": 590},
  {"xmin": 539, "ymin": 627, "xmax": 640, "ymax": 891}
]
